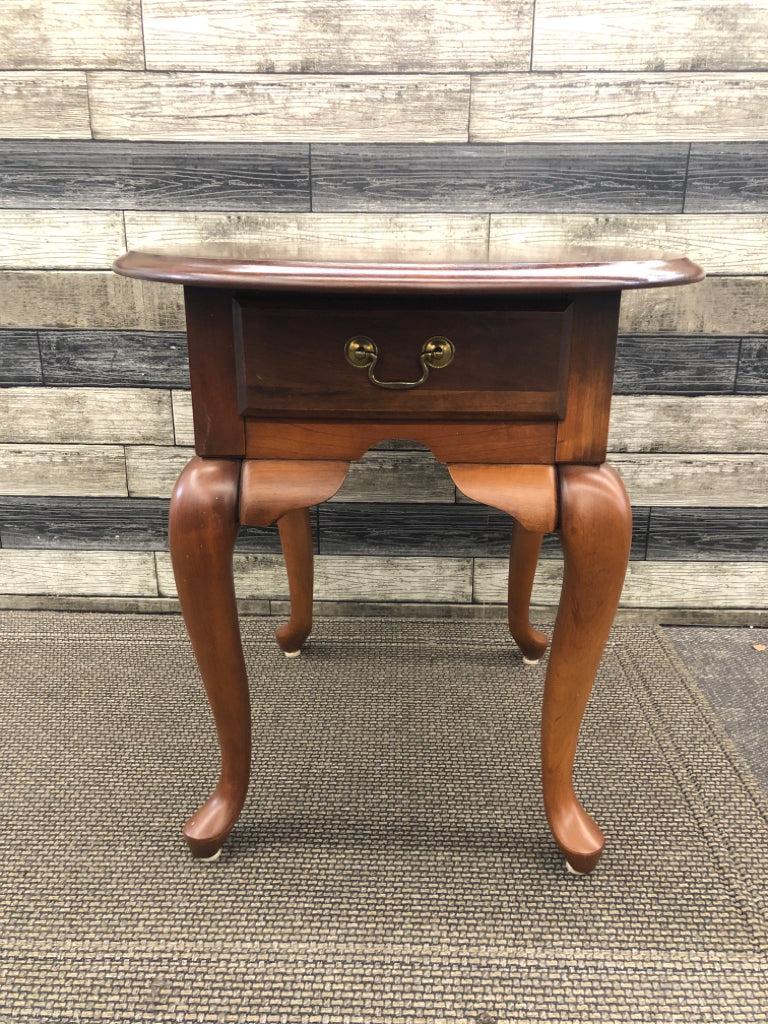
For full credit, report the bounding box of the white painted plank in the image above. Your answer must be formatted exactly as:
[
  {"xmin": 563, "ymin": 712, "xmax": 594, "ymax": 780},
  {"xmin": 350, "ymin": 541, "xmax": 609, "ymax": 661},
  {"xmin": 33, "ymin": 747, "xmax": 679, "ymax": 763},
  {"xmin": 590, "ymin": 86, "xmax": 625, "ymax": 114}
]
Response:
[
  {"xmin": 470, "ymin": 73, "xmax": 768, "ymax": 142},
  {"xmin": 0, "ymin": 550, "xmax": 156, "ymax": 597},
  {"xmin": 125, "ymin": 446, "xmax": 194, "ymax": 498},
  {"xmin": 619, "ymin": 277, "xmax": 768, "ymax": 336},
  {"xmin": 88, "ymin": 72, "xmax": 471, "ymax": 143},
  {"xmin": 124, "ymin": 212, "xmax": 489, "ymax": 263},
  {"xmin": 0, "ymin": 73, "xmax": 90, "ymax": 138},
  {"xmin": 142, "ymin": 0, "xmax": 533, "ymax": 73},
  {"xmin": 0, "ymin": 211, "xmax": 125, "ymax": 270},
  {"xmin": 609, "ymin": 397, "xmax": 768, "ymax": 454},
  {"xmin": 0, "ymin": 272, "xmax": 184, "ymax": 330},
  {"xmin": 171, "ymin": 391, "xmax": 194, "ymax": 447},
  {"xmin": 489, "ymin": 214, "xmax": 768, "ymax": 275},
  {"xmin": 611, "ymin": 454, "xmax": 768, "ymax": 506},
  {"xmin": 0, "ymin": 388, "xmax": 174, "ymax": 445},
  {"xmin": 474, "ymin": 558, "xmax": 768, "ymax": 609},
  {"xmin": 0, "ymin": 444, "xmax": 127, "ymax": 496},
  {"xmin": 156, "ymin": 552, "xmax": 473, "ymax": 603},
  {"xmin": 0, "ymin": 0, "xmax": 143, "ymax": 70},
  {"xmin": 533, "ymin": 0, "xmax": 768, "ymax": 72}
]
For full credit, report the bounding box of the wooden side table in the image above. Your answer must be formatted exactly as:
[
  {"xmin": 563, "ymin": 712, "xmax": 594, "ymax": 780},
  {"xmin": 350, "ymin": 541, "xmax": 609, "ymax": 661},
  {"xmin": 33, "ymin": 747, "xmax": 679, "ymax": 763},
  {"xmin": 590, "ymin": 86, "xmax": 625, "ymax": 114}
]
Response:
[{"xmin": 114, "ymin": 248, "xmax": 703, "ymax": 873}]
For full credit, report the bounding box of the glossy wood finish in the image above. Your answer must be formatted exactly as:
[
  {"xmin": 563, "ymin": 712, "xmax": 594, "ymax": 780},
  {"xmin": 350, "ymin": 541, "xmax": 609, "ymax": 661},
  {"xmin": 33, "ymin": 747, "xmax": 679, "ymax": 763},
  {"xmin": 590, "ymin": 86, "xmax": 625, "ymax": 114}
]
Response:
[
  {"xmin": 508, "ymin": 523, "xmax": 549, "ymax": 662},
  {"xmin": 276, "ymin": 508, "xmax": 315, "ymax": 655},
  {"xmin": 168, "ymin": 456, "xmax": 249, "ymax": 858}
]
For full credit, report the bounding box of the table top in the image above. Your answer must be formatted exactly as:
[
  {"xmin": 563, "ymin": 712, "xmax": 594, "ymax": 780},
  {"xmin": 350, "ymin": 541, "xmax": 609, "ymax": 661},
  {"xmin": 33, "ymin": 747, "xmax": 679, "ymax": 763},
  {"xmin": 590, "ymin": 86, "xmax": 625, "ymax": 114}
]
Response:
[{"xmin": 114, "ymin": 246, "xmax": 704, "ymax": 294}]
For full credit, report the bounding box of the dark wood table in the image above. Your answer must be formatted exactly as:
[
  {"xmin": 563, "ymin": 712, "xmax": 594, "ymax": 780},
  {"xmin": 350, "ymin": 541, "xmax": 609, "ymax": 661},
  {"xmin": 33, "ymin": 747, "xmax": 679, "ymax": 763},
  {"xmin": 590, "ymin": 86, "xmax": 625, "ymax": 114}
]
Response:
[{"xmin": 114, "ymin": 247, "xmax": 703, "ymax": 873}]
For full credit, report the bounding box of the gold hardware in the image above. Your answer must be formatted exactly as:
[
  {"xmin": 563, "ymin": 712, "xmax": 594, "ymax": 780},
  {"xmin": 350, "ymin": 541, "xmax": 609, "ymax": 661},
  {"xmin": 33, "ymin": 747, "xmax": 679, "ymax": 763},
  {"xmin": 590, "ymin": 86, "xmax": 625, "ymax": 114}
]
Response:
[{"xmin": 343, "ymin": 335, "xmax": 455, "ymax": 390}]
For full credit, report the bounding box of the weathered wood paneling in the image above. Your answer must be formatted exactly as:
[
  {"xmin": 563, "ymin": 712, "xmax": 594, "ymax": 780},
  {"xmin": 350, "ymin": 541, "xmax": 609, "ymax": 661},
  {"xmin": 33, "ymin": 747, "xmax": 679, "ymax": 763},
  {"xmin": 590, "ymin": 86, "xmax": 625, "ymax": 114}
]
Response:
[
  {"xmin": 736, "ymin": 339, "xmax": 768, "ymax": 393},
  {"xmin": 124, "ymin": 212, "xmax": 489, "ymax": 263},
  {"xmin": 0, "ymin": 273, "xmax": 184, "ymax": 330},
  {"xmin": 0, "ymin": 211, "xmax": 125, "ymax": 269},
  {"xmin": 142, "ymin": 0, "xmax": 533, "ymax": 73},
  {"xmin": 125, "ymin": 446, "xmax": 193, "ymax": 498},
  {"xmin": 686, "ymin": 143, "xmax": 768, "ymax": 213},
  {"xmin": 329, "ymin": 451, "xmax": 456, "ymax": 504},
  {"xmin": 155, "ymin": 552, "xmax": 473, "ymax": 604},
  {"xmin": 171, "ymin": 391, "xmax": 194, "ymax": 446},
  {"xmin": 0, "ymin": 550, "xmax": 156, "ymax": 596},
  {"xmin": 489, "ymin": 213, "xmax": 768, "ymax": 274},
  {"xmin": 38, "ymin": 330, "xmax": 190, "ymax": 387},
  {"xmin": 647, "ymin": 507, "xmax": 768, "ymax": 561},
  {"xmin": 0, "ymin": 388, "xmax": 174, "ymax": 445},
  {"xmin": 311, "ymin": 143, "xmax": 688, "ymax": 212},
  {"xmin": 614, "ymin": 335, "xmax": 740, "ymax": 395},
  {"xmin": 470, "ymin": 73, "xmax": 768, "ymax": 143},
  {"xmin": 0, "ymin": 445, "xmax": 127, "ymax": 497},
  {"xmin": 608, "ymin": 396, "xmax": 768, "ymax": 453},
  {"xmin": 0, "ymin": 329, "xmax": 41, "ymax": 384},
  {"xmin": 0, "ymin": 0, "xmax": 143, "ymax": 70},
  {"xmin": 532, "ymin": 1, "xmax": 768, "ymax": 71},
  {"xmin": 619, "ymin": 278, "xmax": 768, "ymax": 336},
  {"xmin": 0, "ymin": 73, "xmax": 90, "ymax": 138},
  {"xmin": 612, "ymin": 454, "xmax": 768, "ymax": 506},
  {"xmin": 88, "ymin": 73, "xmax": 471, "ymax": 143},
  {"xmin": 0, "ymin": 141, "xmax": 311, "ymax": 211},
  {"xmin": 474, "ymin": 558, "xmax": 768, "ymax": 608}
]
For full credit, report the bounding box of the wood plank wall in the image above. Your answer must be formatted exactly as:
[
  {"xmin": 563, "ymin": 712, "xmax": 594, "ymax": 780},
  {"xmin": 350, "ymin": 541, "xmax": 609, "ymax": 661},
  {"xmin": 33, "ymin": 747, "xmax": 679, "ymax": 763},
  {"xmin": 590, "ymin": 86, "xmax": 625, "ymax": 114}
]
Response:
[{"xmin": 1, "ymin": 0, "xmax": 766, "ymax": 620}]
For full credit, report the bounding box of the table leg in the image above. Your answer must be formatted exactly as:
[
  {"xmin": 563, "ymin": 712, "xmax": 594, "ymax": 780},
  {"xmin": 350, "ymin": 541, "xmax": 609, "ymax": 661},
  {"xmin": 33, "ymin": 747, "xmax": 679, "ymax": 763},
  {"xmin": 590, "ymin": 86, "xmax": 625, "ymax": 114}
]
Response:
[
  {"xmin": 541, "ymin": 463, "xmax": 632, "ymax": 874},
  {"xmin": 508, "ymin": 521, "xmax": 549, "ymax": 663},
  {"xmin": 276, "ymin": 507, "xmax": 314, "ymax": 657},
  {"xmin": 169, "ymin": 456, "xmax": 250, "ymax": 860}
]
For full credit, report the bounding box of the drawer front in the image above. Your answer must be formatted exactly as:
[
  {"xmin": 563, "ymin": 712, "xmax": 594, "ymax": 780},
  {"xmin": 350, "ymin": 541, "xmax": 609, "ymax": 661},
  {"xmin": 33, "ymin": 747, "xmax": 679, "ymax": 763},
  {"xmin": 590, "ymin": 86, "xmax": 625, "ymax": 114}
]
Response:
[{"xmin": 234, "ymin": 297, "xmax": 573, "ymax": 421}]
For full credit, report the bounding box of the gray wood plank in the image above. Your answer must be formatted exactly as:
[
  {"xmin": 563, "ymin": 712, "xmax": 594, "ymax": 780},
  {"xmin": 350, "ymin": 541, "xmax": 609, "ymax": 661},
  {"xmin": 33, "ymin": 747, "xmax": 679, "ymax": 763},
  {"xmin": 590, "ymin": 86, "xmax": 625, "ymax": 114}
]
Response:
[
  {"xmin": 125, "ymin": 446, "xmax": 193, "ymax": 498},
  {"xmin": 88, "ymin": 72, "xmax": 471, "ymax": 143},
  {"xmin": 614, "ymin": 335, "xmax": 739, "ymax": 395},
  {"xmin": 686, "ymin": 143, "xmax": 768, "ymax": 213},
  {"xmin": 311, "ymin": 143, "xmax": 688, "ymax": 213},
  {"xmin": 647, "ymin": 507, "xmax": 768, "ymax": 561},
  {"xmin": 470, "ymin": 73, "xmax": 768, "ymax": 143},
  {"xmin": 0, "ymin": 210, "xmax": 125, "ymax": 270},
  {"xmin": 0, "ymin": 73, "xmax": 91, "ymax": 138},
  {"xmin": 0, "ymin": 549, "xmax": 156, "ymax": 596},
  {"xmin": 612, "ymin": 454, "xmax": 768, "ymax": 507},
  {"xmin": 38, "ymin": 330, "xmax": 189, "ymax": 387},
  {"xmin": 736, "ymin": 338, "xmax": 768, "ymax": 394},
  {"xmin": 619, "ymin": 278, "xmax": 768, "ymax": 336},
  {"xmin": 608, "ymin": 396, "xmax": 768, "ymax": 454},
  {"xmin": 0, "ymin": 330, "xmax": 41, "ymax": 384},
  {"xmin": 142, "ymin": 0, "xmax": 533, "ymax": 73},
  {"xmin": 0, "ymin": 445, "xmax": 127, "ymax": 497},
  {"xmin": 0, "ymin": 141, "xmax": 311, "ymax": 211},
  {"xmin": 532, "ymin": 0, "xmax": 768, "ymax": 71},
  {"xmin": 329, "ymin": 451, "xmax": 456, "ymax": 504},
  {"xmin": 0, "ymin": 0, "xmax": 142, "ymax": 70}
]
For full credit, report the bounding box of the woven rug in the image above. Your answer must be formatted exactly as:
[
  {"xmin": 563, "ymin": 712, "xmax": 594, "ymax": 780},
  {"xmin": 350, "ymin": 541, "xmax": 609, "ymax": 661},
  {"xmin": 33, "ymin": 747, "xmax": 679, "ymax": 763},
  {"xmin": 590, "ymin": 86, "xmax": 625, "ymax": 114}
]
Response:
[{"xmin": 0, "ymin": 612, "xmax": 766, "ymax": 1023}]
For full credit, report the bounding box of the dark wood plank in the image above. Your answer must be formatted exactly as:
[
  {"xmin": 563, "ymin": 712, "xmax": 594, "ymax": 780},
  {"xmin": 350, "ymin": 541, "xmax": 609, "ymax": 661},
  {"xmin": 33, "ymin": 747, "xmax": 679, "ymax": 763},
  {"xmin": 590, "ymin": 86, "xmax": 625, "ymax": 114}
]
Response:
[
  {"xmin": 736, "ymin": 338, "xmax": 768, "ymax": 394},
  {"xmin": 647, "ymin": 507, "xmax": 768, "ymax": 561},
  {"xmin": 318, "ymin": 502, "xmax": 649, "ymax": 559},
  {"xmin": 0, "ymin": 496, "xmax": 314, "ymax": 553},
  {"xmin": 311, "ymin": 143, "xmax": 688, "ymax": 212},
  {"xmin": 38, "ymin": 329, "xmax": 190, "ymax": 387},
  {"xmin": 0, "ymin": 329, "xmax": 41, "ymax": 384},
  {"xmin": 0, "ymin": 141, "xmax": 310, "ymax": 211},
  {"xmin": 614, "ymin": 335, "xmax": 739, "ymax": 395},
  {"xmin": 686, "ymin": 143, "xmax": 768, "ymax": 213}
]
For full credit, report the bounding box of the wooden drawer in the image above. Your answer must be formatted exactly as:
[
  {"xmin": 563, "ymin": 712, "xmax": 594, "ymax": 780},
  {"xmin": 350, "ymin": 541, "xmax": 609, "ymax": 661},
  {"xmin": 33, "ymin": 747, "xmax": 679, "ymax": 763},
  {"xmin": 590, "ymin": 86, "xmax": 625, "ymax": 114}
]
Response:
[{"xmin": 233, "ymin": 294, "xmax": 573, "ymax": 421}]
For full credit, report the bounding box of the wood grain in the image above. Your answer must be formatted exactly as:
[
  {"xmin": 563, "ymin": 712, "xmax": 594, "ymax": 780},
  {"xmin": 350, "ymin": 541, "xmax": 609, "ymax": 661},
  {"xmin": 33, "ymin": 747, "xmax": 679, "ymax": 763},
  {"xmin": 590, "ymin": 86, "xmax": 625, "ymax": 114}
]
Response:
[
  {"xmin": 311, "ymin": 142, "xmax": 688, "ymax": 213},
  {"xmin": 0, "ymin": 444, "xmax": 128, "ymax": 497},
  {"xmin": 612, "ymin": 454, "xmax": 768, "ymax": 506},
  {"xmin": 0, "ymin": 73, "xmax": 90, "ymax": 138},
  {"xmin": 489, "ymin": 214, "xmax": 768, "ymax": 274},
  {"xmin": 614, "ymin": 335, "xmax": 740, "ymax": 395},
  {"xmin": 0, "ymin": 329, "xmax": 41, "ymax": 384},
  {"xmin": 608, "ymin": 396, "xmax": 768, "ymax": 453},
  {"xmin": 470, "ymin": 73, "xmax": 768, "ymax": 143},
  {"xmin": 125, "ymin": 445, "xmax": 194, "ymax": 498},
  {"xmin": 124, "ymin": 212, "xmax": 489, "ymax": 263},
  {"xmin": 88, "ymin": 72, "xmax": 471, "ymax": 143},
  {"xmin": 619, "ymin": 278, "xmax": 768, "ymax": 336},
  {"xmin": 0, "ymin": 0, "xmax": 142, "ymax": 70},
  {"xmin": 0, "ymin": 141, "xmax": 310, "ymax": 211},
  {"xmin": 736, "ymin": 339, "xmax": 768, "ymax": 394},
  {"xmin": 38, "ymin": 330, "xmax": 189, "ymax": 387},
  {"xmin": 0, "ymin": 550, "xmax": 157, "ymax": 596},
  {"xmin": 532, "ymin": 0, "xmax": 768, "ymax": 71},
  {"xmin": 0, "ymin": 211, "xmax": 125, "ymax": 269},
  {"xmin": 647, "ymin": 507, "xmax": 768, "ymax": 561},
  {"xmin": 329, "ymin": 450, "xmax": 456, "ymax": 504},
  {"xmin": 474, "ymin": 557, "xmax": 768, "ymax": 608},
  {"xmin": 686, "ymin": 143, "xmax": 768, "ymax": 213},
  {"xmin": 0, "ymin": 388, "xmax": 174, "ymax": 445},
  {"xmin": 142, "ymin": 0, "xmax": 533, "ymax": 73}
]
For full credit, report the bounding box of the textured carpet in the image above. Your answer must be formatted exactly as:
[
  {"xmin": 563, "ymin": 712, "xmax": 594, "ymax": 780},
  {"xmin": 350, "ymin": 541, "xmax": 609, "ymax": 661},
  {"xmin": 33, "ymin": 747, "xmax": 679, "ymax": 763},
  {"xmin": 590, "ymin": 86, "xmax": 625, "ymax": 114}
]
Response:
[{"xmin": 0, "ymin": 612, "xmax": 766, "ymax": 1023}]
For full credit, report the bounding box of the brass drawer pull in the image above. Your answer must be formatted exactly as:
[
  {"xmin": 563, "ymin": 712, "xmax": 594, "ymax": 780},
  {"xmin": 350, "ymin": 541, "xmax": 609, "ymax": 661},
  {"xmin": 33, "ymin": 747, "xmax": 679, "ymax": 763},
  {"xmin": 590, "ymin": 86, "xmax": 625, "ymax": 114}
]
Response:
[{"xmin": 344, "ymin": 335, "xmax": 455, "ymax": 390}]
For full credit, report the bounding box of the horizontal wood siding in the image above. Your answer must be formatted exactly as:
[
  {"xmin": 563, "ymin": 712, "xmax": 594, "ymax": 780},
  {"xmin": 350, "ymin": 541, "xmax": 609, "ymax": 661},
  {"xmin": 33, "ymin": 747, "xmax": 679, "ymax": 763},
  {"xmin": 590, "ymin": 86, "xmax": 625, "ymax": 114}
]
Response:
[{"xmin": 0, "ymin": 73, "xmax": 90, "ymax": 137}]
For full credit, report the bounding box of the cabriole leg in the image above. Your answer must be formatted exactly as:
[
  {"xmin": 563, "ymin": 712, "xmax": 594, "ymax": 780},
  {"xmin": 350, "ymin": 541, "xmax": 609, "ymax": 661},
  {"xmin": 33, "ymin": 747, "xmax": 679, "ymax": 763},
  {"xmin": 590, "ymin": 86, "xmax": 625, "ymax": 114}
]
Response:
[
  {"xmin": 541, "ymin": 463, "xmax": 632, "ymax": 874},
  {"xmin": 508, "ymin": 520, "xmax": 549, "ymax": 663},
  {"xmin": 276, "ymin": 507, "xmax": 314, "ymax": 657},
  {"xmin": 169, "ymin": 456, "xmax": 250, "ymax": 860}
]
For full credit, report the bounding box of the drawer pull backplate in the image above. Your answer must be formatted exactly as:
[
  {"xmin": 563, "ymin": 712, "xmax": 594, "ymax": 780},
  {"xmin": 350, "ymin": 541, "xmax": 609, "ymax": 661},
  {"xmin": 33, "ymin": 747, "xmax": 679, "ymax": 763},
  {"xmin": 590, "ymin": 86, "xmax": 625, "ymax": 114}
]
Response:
[{"xmin": 344, "ymin": 335, "xmax": 455, "ymax": 390}]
